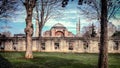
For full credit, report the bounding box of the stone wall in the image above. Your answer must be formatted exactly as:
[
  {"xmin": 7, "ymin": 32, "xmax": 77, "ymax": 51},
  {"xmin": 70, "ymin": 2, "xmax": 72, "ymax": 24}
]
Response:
[{"xmin": 0, "ymin": 37, "xmax": 120, "ymax": 53}]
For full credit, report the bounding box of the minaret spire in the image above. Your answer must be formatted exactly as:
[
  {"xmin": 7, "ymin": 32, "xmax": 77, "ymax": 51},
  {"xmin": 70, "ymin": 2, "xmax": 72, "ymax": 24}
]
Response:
[{"xmin": 76, "ymin": 17, "xmax": 81, "ymax": 37}]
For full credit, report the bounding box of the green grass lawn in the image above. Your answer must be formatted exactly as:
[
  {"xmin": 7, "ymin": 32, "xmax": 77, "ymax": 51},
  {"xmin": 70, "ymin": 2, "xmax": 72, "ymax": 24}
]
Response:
[{"xmin": 0, "ymin": 52, "xmax": 120, "ymax": 68}]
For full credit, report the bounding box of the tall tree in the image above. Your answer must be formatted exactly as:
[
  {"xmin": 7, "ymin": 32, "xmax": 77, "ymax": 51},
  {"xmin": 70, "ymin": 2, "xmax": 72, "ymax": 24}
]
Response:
[
  {"xmin": 98, "ymin": 0, "xmax": 108, "ymax": 68},
  {"xmin": 21, "ymin": 0, "xmax": 37, "ymax": 59},
  {"xmin": 35, "ymin": 0, "xmax": 62, "ymax": 37},
  {"xmin": 77, "ymin": 0, "xmax": 119, "ymax": 68}
]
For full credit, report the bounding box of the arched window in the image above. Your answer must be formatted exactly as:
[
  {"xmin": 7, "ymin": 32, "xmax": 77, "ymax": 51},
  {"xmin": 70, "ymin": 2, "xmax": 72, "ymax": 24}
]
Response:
[
  {"xmin": 55, "ymin": 31, "xmax": 64, "ymax": 37},
  {"xmin": 69, "ymin": 42, "xmax": 73, "ymax": 50},
  {"xmin": 54, "ymin": 43, "xmax": 59, "ymax": 50},
  {"xmin": 41, "ymin": 43, "xmax": 45, "ymax": 50}
]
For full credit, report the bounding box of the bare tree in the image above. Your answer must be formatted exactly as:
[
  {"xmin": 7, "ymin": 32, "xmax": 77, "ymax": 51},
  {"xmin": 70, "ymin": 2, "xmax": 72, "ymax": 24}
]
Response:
[
  {"xmin": 77, "ymin": 0, "xmax": 120, "ymax": 21},
  {"xmin": 82, "ymin": 24, "xmax": 97, "ymax": 37},
  {"xmin": 62, "ymin": 0, "xmax": 120, "ymax": 68},
  {"xmin": 21, "ymin": 0, "xmax": 37, "ymax": 59},
  {"xmin": 0, "ymin": 23, "xmax": 12, "ymax": 35},
  {"xmin": 0, "ymin": 0, "xmax": 17, "ymax": 17},
  {"xmin": 35, "ymin": 0, "xmax": 62, "ymax": 37},
  {"xmin": 77, "ymin": 1, "xmax": 119, "ymax": 68},
  {"xmin": 0, "ymin": 0, "xmax": 17, "ymax": 31},
  {"xmin": 1, "ymin": 31, "xmax": 11, "ymax": 37}
]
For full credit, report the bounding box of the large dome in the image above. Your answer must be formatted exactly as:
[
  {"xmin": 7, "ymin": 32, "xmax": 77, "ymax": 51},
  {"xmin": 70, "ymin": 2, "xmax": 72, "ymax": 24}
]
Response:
[{"xmin": 52, "ymin": 23, "xmax": 66, "ymax": 28}]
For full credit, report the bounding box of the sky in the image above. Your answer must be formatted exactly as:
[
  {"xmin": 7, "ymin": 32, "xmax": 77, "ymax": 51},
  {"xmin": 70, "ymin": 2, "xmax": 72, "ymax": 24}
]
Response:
[{"xmin": 0, "ymin": 0, "xmax": 120, "ymax": 36}]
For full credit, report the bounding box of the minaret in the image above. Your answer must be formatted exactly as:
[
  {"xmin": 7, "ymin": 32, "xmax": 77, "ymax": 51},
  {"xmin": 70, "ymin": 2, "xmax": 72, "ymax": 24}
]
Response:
[
  {"xmin": 35, "ymin": 5, "xmax": 39, "ymax": 37},
  {"xmin": 35, "ymin": 18, "xmax": 39, "ymax": 37},
  {"xmin": 76, "ymin": 18, "xmax": 81, "ymax": 37}
]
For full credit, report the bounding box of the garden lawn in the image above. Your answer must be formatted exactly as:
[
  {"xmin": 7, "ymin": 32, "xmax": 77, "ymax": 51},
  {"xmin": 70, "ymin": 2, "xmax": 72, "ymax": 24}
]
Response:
[{"xmin": 0, "ymin": 52, "xmax": 120, "ymax": 68}]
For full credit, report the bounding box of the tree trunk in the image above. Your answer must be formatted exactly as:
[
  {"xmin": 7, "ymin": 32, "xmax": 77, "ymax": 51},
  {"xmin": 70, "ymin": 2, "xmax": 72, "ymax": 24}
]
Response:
[
  {"xmin": 39, "ymin": 27, "xmax": 42, "ymax": 37},
  {"xmin": 98, "ymin": 0, "xmax": 108, "ymax": 68},
  {"xmin": 25, "ymin": 8, "xmax": 34, "ymax": 59},
  {"xmin": 39, "ymin": 0, "xmax": 44, "ymax": 37},
  {"xmin": 23, "ymin": 0, "xmax": 36, "ymax": 59}
]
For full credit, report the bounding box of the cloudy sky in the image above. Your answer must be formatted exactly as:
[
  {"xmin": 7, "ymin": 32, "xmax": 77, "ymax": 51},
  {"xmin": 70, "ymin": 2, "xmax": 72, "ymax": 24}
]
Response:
[{"xmin": 0, "ymin": 0, "xmax": 120, "ymax": 36}]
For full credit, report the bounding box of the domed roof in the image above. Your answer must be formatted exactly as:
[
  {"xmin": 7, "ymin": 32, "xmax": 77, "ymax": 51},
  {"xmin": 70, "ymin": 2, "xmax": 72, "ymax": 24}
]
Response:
[{"xmin": 52, "ymin": 23, "xmax": 65, "ymax": 28}]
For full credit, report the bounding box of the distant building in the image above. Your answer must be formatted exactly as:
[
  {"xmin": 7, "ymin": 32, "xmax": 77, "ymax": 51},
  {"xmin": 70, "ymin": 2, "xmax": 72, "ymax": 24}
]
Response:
[
  {"xmin": 43, "ymin": 23, "xmax": 74, "ymax": 37},
  {"xmin": 14, "ymin": 34, "xmax": 26, "ymax": 37}
]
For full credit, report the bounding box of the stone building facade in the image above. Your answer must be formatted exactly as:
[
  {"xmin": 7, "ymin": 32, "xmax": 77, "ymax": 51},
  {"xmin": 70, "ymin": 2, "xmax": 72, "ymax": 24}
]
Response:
[
  {"xmin": 0, "ymin": 37, "xmax": 120, "ymax": 53},
  {"xmin": 0, "ymin": 22, "xmax": 120, "ymax": 53}
]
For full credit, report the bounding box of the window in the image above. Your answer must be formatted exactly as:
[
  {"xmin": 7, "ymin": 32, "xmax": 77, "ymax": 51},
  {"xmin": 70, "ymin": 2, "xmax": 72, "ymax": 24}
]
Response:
[
  {"xmin": 114, "ymin": 42, "xmax": 119, "ymax": 50},
  {"xmin": 69, "ymin": 42, "xmax": 73, "ymax": 50},
  {"xmin": 83, "ymin": 42, "xmax": 89, "ymax": 49},
  {"xmin": 41, "ymin": 43, "xmax": 45, "ymax": 50},
  {"xmin": 13, "ymin": 42, "xmax": 18, "ymax": 50},
  {"xmin": 54, "ymin": 43, "xmax": 59, "ymax": 49},
  {"xmin": 55, "ymin": 31, "xmax": 64, "ymax": 37},
  {"xmin": 0, "ymin": 42, "xmax": 5, "ymax": 50}
]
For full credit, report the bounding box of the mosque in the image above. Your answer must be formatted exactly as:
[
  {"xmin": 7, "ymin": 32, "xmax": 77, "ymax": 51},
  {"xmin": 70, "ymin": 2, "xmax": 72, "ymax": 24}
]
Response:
[
  {"xmin": 43, "ymin": 18, "xmax": 81, "ymax": 37},
  {"xmin": 43, "ymin": 23, "xmax": 74, "ymax": 37}
]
